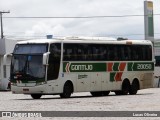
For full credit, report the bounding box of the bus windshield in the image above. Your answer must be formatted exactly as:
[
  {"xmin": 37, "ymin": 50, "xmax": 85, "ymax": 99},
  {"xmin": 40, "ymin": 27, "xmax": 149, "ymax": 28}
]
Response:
[{"xmin": 10, "ymin": 44, "xmax": 48, "ymax": 83}]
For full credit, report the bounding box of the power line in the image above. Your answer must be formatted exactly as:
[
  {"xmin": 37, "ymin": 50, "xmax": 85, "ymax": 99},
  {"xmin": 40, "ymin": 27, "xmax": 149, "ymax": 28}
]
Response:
[{"xmin": 3, "ymin": 14, "xmax": 160, "ymax": 19}]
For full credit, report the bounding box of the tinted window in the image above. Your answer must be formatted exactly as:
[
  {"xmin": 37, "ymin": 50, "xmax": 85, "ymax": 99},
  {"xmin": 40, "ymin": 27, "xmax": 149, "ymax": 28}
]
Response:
[
  {"xmin": 47, "ymin": 43, "xmax": 61, "ymax": 80},
  {"xmin": 14, "ymin": 44, "xmax": 48, "ymax": 54},
  {"xmin": 63, "ymin": 43, "xmax": 152, "ymax": 61}
]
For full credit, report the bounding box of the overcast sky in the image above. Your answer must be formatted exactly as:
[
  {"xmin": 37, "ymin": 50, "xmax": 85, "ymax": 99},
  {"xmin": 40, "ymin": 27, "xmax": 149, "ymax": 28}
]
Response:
[{"xmin": 0, "ymin": 0, "xmax": 160, "ymax": 40}]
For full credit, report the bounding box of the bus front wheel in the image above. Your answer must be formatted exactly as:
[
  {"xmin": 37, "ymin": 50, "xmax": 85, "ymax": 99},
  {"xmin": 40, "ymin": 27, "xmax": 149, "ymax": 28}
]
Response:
[
  {"xmin": 60, "ymin": 82, "xmax": 73, "ymax": 98},
  {"xmin": 31, "ymin": 94, "xmax": 42, "ymax": 99}
]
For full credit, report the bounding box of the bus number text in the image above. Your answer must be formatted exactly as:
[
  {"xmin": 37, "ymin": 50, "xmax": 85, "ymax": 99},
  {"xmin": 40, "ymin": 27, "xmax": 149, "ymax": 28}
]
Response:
[{"xmin": 137, "ymin": 64, "xmax": 152, "ymax": 70}]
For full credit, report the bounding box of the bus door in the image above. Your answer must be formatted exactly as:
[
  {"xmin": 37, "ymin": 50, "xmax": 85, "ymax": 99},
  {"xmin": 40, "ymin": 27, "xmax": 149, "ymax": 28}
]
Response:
[{"xmin": 47, "ymin": 43, "xmax": 61, "ymax": 92}]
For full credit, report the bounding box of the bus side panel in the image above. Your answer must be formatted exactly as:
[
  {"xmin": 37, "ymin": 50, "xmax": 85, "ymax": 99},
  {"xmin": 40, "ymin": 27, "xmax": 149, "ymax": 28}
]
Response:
[
  {"xmin": 76, "ymin": 72, "xmax": 91, "ymax": 92},
  {"xmin": 101, "ymin": 72, "xmax": 122, "ymax": 91},
  {"xmin": 139, "ymin": 72, "xmax": 154, "ymax": 89},
  {"xmin": 90, "ymin": 72, "xmax": 102, "ymax": 92}
]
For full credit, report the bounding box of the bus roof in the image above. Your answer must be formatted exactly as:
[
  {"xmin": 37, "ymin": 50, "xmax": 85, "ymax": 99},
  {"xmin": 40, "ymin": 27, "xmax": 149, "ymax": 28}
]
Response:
[{"xmin": 16, "ymin": 37, "xmax": 152, "ymax": 45}]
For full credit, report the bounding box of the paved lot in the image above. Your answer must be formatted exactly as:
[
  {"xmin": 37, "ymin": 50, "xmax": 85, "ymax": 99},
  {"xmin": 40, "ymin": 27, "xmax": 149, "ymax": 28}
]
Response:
[{"xmin": 0, "ymin": 88, "xmax": 160, "ymax": 120}]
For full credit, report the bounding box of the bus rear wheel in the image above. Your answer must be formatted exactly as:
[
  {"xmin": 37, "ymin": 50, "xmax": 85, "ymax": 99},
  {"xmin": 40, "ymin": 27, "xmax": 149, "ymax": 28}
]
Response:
[
  {"xmin": 115, "ymin": 80, "xmax": 130, "ymax": 95},
  {"xmin": 31, "ymin": 94, "xmax": 42, "ymax": 99},
  {"xmin": 129, "ymin": 80, "xmax": 139, "ymax": 95},
  {"xmin": 121, "ymin": 80, "xmax": 130, "ymax": 95},
  {"xmin": 60, "ymin": 82, "xmax": 73, "ymax": 98}
]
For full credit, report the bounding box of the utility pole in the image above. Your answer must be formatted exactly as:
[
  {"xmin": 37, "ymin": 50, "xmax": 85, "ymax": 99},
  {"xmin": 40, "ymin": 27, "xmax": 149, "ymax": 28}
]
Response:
[{"xmin": 0, "ymin": 11, "xmax": 10, "ymax": 39}]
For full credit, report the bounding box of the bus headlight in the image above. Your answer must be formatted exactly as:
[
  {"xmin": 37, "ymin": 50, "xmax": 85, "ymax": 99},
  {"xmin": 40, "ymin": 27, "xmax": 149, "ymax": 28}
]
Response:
[
  {"xmin": 36, "ymin": 82, "xmax": 47, "ymax": 86},
  {"xmin": 11, "ymin": 82, "xmax": 17, "ymax": 86}
]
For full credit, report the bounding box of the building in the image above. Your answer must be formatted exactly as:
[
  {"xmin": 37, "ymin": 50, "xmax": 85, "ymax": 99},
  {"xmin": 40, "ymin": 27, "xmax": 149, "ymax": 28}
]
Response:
[
  {"xmin": 154, "ymin": 40, "xmax": 160, "ymax": 87},
  {"xmin": 0, "ymin": 39, "xmax": 17, "ymax": 90}
]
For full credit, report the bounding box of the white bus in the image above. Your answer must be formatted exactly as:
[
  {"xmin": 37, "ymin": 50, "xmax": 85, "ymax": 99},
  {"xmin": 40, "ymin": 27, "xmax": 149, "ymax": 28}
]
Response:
[{"xmin": 4, "ymin": 37, "xmax": 154, "ymax": 99}]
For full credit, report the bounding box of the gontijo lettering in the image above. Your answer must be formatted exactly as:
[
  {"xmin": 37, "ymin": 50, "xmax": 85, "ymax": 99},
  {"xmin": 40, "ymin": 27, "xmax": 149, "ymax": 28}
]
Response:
[{"xmin": 71, "ymin": 65, "xmax": 93, "ymax": 71}]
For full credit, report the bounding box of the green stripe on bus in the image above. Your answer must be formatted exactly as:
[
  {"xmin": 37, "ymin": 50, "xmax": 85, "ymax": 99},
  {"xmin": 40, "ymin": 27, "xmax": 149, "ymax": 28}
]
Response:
[
  {"xmin": 110, "ymin": 72, "xmax": 116, "ymax": 82},
  {"xmin": 63, "ymin": 62, "xmax": 154, "ymax": 72},
  {"xmin": 128, "ymin": 62, "xmax": 134, "ymax": 71},
  {"xmin": 113, "ymin": 63, "xmax": 119, "ymax": 71}
]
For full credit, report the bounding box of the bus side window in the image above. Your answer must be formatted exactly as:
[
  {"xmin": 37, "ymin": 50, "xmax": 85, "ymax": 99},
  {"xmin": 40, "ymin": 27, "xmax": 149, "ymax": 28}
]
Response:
[
  {"xmin": 86, "ymin": 44, "xmax": 92, "ymax": 61},
  {"xmin": 81, "ymin": 44, "xmax": 89, "ymax": 61},
  {"xmin": 146, "ymin": 45, "xmax": 152, "ymax": 61},
  {"xmin": 108, "ymin": 45, "xmax": 114, "ymax": 61},
  {"xmin": 132, "ymin": 46, "xmax": 138, "ymax": 60},
  {"xmin": 67, "ymin": 48, "xmax": 72, "ymax": 61},
  {"xmin": 63, "ymin": 48, "xmax": 67, "ymax": 61},
  {"xmin": 92, "ymin": 46, "xmax": 97, "ymax": 60},
  {"xmin": 137, "ymin": 46, "xmax": 142, "ymax": 60},
  {"xmin": 120, "ymin": 46, "xmax": 125, "ymax": 61},
  {"xmin": 63, "ymin": 44, "xmax": 74, "ymax": 61},
  {"xmin": 114, "ymin": 45, "xmax": 120, "ymax": 61},
  {"xmin": 99, "ymin": 46, "xmax": 105, "ymax": 61},
  {"xmin": 113, "ymin": 46, "xmax": 118, "ymax": 61},
  {"xmin": 142, "ymin": 46, "xmax": 146, "ymax": 60},
  {"xmin": 127, "ymin": 46, "xmax": 131, "ymax": 60},
  {"xmin": 77, "ymin": 45, "xmax": 82, "ymax": 61},
  {"xmin": 78, "ymin": 44, "xmax": 85, "ymax": 61},
  {"xmin": 73, "ymin": 46, "xmax": 78, "ymax": 61}
]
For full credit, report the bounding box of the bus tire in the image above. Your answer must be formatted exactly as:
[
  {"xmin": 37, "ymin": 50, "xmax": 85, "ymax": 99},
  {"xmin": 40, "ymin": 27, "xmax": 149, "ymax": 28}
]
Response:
[
  {"xmin": 129, "ymin": 80, "xmax": 139, "ymax": 95},
  {"xmin": 31, "ymin": 94, "xmax": 42, "ymax": 99},
  {"xmin": 60, "ymin": 82, "xmax": 73, "ymax": 98},
  {"xmin": 121, "ymin": 79, "xmax": 130, "ymax": 95}
]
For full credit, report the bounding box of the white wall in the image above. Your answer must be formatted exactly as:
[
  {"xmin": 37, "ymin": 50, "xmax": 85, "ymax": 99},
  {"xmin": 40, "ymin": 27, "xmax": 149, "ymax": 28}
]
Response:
[{"xmin": 0, "ymin": 39, "xmax": 18, "ymax": 90}]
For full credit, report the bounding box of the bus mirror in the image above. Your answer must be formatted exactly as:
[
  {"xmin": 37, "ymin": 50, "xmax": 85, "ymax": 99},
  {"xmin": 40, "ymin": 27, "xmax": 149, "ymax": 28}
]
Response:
[
  {"xmin": 43, "ymin": 52, "xmax": 50, "ymax": 65},
  {"xmin": 3, "ymin": 54, "xmax": 12, "ymax": 66}
]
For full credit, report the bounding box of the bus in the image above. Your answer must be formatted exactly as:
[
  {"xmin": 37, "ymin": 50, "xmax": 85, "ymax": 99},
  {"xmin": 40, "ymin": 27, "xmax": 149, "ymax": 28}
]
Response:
[{"xmin": 4, "ymin": 37, "xmax": 154, "ymax": 99}]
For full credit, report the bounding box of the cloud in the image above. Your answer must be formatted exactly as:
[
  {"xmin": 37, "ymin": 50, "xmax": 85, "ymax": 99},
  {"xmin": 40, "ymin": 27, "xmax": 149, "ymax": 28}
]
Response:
[
  {"xmin": 25, "ymin": 21, "xmax": 66, "ymax": 37},
  {"xmin": 1, "ymin": 0, "xmax": 160, "ymax": 39}
]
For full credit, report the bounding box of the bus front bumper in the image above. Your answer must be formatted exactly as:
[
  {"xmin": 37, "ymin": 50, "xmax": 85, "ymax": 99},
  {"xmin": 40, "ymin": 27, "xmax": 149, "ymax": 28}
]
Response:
[{"xmin": 11, "ymin": 85, "xmax": 45, "ymax": 94}]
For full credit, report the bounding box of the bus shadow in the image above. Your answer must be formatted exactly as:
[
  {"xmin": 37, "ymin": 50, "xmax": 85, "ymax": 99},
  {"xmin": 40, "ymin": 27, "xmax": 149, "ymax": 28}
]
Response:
[
  {"xmin": 15, "ymin": 95, "xmax": 94, "ymax": 100},
  {"xmin": 15, "ymin": 92, "xmax": 154, "ymax": 100}
]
